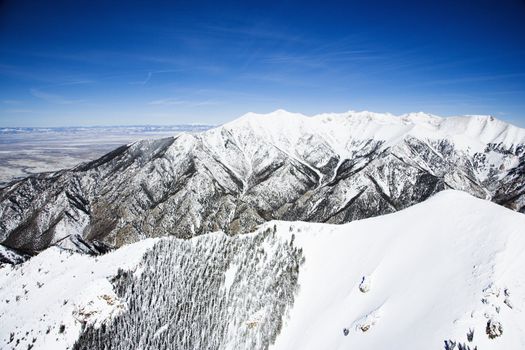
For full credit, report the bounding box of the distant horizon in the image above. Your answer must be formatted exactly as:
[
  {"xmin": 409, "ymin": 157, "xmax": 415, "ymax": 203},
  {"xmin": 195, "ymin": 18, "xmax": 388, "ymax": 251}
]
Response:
[
  {"xmin": 0, "ymin": 123, "xmax": 216, "ymax": 129},
  {"xmin": 1, "ymin": 108, "xmax": 525, "ymax": 129}
]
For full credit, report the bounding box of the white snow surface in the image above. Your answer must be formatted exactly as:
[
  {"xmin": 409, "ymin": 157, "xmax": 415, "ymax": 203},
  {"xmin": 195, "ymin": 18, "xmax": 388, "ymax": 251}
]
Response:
[
  {"xmin": 270, "ymin": 190, "xmax": 525, "ymax": 350},
  {"xmin": 218, "ymin": 109, "xmax": 525, "ymax": 154},
  {"xmin": 1, "ymin": 190, "xmax": 525, "ymax": 349},
  {"xmin": 0, "ymin": 238, "xmax": 158, "ymax": 350}
]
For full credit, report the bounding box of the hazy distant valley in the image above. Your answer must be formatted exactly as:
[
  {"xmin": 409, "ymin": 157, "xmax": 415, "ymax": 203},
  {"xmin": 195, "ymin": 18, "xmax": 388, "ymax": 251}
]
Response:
[{"xmin": 0, "ymin": 125, "xmax": 212, "ymax": 186}]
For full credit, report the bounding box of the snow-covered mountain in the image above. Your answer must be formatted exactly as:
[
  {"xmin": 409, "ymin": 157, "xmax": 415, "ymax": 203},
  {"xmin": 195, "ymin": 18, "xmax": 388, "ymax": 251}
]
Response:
[
  {"xmin": 1, "ymin": 110, "xmax": 524, "ymax": 253},
  {"xmin": 1, "ymin": 191, "xmax": 524, "ymax": 349}
]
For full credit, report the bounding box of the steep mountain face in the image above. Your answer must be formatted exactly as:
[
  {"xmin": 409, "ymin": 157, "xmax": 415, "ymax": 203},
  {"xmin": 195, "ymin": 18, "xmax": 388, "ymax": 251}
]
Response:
[
  {"xmin": 1, "ymin": 191, "xmax": 524, "ymax": 349},
  {"xmin": 1, "ymin": 110, "xmax": 524, "ymax": 253}
]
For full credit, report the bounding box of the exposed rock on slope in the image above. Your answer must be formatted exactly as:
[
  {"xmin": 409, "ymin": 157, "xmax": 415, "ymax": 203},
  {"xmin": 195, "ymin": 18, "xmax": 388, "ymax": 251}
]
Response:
[
  {"xmin": 1, "ymin": 110, "xmax": 524, "ymax": 252},
  {"xmin": 0, "ymin": 245, "xmax": 31, "ymax": 266}
]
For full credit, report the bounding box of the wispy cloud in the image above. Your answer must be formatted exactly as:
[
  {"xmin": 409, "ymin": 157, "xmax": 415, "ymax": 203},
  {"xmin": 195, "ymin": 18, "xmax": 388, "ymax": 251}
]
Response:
[
  {"xmin": 30, "ymin": 88, "xmax": 81, "ymax": 104},
  {"xmin": 18, "ymin": 49, "xmax": 223, "ymax": 74},
  {"xmin": 130, "ymin": 71, "xmax": 152, "ymax": 85},
  {"xmin": 412, "ymin": 72, "xmax": 525, "ymax": 87},
  {"xmin": 238, "ymin": 72, "xmax": 318, "ymax": 88},
  {"xmin": 53, "ymin": 79, "xmax": 96, "ymax": 87},
  {"xmin": 263, "ymin": 50, "xmax": 379, "ymax": 65},
  {"xmin": 148, "ymin": 98, "xmax": 220, "ymax": 106},
  {"xmin": 3, "ymin": 109, "xmax": 35, "ymax": 113},
  {"xmin": 199, "ymin": 23, "xmax": 307, "ymax": 43},
  {"xmin": 2, "ymin": 100, "xmax": 23, "ymax": 105},
  {"xmin": 149, "ymin": 98, "xmax": 187, "ymax": 105}
]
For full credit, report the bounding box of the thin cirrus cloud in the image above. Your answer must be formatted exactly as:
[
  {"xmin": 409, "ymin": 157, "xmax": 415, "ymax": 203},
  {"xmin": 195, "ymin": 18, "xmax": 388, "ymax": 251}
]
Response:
[
  {"xmin": 3, "ymin": 109, "xmax": 35, "ymax": 113},
  {"xmin": 197, "ymin": 23, "xmax": 307, "ymax": 44},
  {"xmin": 29, "ymin": 88, "xmax": 81, "ymax": 104},
  {"xmin": 148, "ymin": 98, "xmax": 220, "ymax": 107},
  {"xmin": 2, "ymin": 100, "xmax": 23, "ymax": 105},
  {"xmin": 411, "ymin": 72, "xmax": 525, "ymax": 87},
  {"xmin": 262, "ymin": 50, "xmax": 381, "ymax": 66},
  {"xmin": 129, "ymin": 71, "xmax": 152, "ymax": 85},
  {"xmin": 148, "ymin": 98, "xmax": 187, "ymax": 105}
]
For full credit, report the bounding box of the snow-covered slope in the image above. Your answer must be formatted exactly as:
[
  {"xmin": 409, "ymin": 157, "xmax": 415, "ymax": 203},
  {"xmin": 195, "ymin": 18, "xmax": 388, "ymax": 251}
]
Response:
[
  {"xmin": 0, "ymin": 239, "xmax": 158, "ymax": 349},
  {"xmin": 2, "ymin": 190, "xmax": 524, "ymax": 349},
  {"xmin": 1, "ymin": 110, "xmax": 524, "ymax": 253},
  {"xmin": 271, "ymin": 190, "xmax": 525, "ymax": 350}
]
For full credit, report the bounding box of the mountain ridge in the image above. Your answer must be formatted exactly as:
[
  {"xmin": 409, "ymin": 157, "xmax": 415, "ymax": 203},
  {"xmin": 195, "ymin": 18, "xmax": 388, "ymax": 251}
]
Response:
[
  {"xmin": 0, "ymin": 110, "xmax": 524, "ymax": 254},
  {"xmin": 224, "ymin": 109, "xmax": 525, "ymax": 148}
]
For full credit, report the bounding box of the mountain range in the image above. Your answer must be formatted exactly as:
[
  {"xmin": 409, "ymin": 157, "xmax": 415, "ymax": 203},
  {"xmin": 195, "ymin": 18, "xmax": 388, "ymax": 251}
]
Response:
[{"xmin": 1, "ymin": 110, "xmax": 524, "ymax": 256}]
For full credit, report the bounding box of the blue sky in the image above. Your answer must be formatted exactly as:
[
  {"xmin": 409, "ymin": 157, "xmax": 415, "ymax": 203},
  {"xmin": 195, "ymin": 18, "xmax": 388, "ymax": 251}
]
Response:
[{"xmin": 1, "ymin": 0, "xmax": 525, "ymax": 127}]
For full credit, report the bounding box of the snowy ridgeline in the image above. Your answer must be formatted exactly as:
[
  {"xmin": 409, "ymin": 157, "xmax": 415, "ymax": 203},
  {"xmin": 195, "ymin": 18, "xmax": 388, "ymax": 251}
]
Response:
[{"xmin": 73, "ymin": 227, "xmax": 303, "ymax": 350}]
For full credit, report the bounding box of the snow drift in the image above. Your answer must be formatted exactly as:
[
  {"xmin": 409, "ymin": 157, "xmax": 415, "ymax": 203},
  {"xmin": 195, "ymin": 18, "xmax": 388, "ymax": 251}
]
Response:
[{"xmin": 1, "ymin": 190, "xmax": 524, "ymax": 349}]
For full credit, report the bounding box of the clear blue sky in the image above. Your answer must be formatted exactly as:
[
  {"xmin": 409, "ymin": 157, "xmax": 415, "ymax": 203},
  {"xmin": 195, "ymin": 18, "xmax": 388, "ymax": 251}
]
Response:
[{"xmin": 1, "ymin": 0, "xmax": 525, "ymax": 127}]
